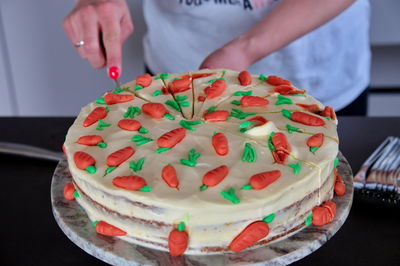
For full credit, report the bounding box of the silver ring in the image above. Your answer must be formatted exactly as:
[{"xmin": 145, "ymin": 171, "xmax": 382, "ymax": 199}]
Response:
[{"xmin": 74, "ymin": 40, "xmax": 85, "ymax": 48}]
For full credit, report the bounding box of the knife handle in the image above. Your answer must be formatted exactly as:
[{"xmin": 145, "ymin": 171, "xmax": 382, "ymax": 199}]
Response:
[
  {"xmin": 108, "ymin": 66, "xmax": 121, "ymax": 88},
  {"xmin": 0, "ymin": 142, "xmax": 63, "ymax": 162}
]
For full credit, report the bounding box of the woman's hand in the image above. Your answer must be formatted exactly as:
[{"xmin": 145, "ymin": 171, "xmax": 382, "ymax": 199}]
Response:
[
  {"xmin": 200, "ymin": 0, "xmax": 355, "ymax": 72},
  {"xmin": 63, "ymin": 0, "xmax": 133, "ymax": 73},
  {"xmin": 199, "ymin": 37, "xmax": 252, "ymax": 71}
]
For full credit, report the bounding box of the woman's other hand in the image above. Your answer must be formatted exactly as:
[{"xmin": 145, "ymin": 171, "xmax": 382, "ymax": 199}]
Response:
[{"xmin": 199, "ymin": 37, "xmax": 252, "ymax": 71}]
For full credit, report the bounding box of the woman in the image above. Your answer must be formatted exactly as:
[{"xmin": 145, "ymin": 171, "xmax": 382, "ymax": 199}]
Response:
[{"xmin": 63, "ymin": 0, "xmax": 370, "ymax": 115}]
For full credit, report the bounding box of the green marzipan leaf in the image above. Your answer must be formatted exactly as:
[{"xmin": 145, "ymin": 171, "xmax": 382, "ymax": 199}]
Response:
[
  {"xmin": 156, "ymin": 73, "xmax": 170, "ymax": 80},
  {"xmin": 179, "ymin": 120, "xmax": 203, "ymax": 131},
  {"xmin": 85, "ymin": 165, "xmax": 97, "ymax": 174},
  {"xmin": 156, "ymin": 147, "xmax": 171, "ymax": 154},
  {"xmin": 138, "ymin": 127, "xmax": 149, "ymax": 134},
  {"xmin": 180, "ymin": 159, "xmax": 196, "ymax": 167},
  {"xmin": 180, "ymin": 149, "xmax": 200, "ymax": 167},
  {"xmin": 207, "ymin": 77, "xmax": 226, "ymax": 83},
  {"xmin": 177, "ymin": 222, "xmax": 185, "ymax": 232},
  {"xmin": 97, "ymin": 142, "xmax": 107, "ymax": 148},
  {"xmin": 310, "ymin": 146, "xmax": 319, "ymax": 153},
  {"xmin": 305, "ymin": 213, "xmax": 313, "ymax": 226},
  {"xmin": 239, "ymin": 121, "xmax": 253, "ymax": 129},
  {"xmin": 96, "ymin": 120, "xmax": 111, "ymax": 131},
  {"xmin": 230, "ymin": 108, "xmax": 256, "ymax": 119},
  {"xmin": 124, "ymin": 106, "xmax": 141, "ymax": 119},
  {"xmin": 230, "ymin": 100, "xmax": 241, "ymax": 106},
  {"xmin": 262, "ymin": 213, "xmax": 275, "ymax": 223},
  {"xmin": 176, "ymin": 95, "xmax": 188, "ymax": 102},
  {"xmin": 139, "ymin": 185, "xmax": 152, "ymax": 192},
  {"xmin": 104, "ymin": 166, "xmax": 116, "ymax": 175},
  {"xmin": 200, "ymin": 184, "xmax": 208, "ymax": 191},
  {"xmin": 96, "ymin": 97, "xmax": 106, "ymax": 104},
  {"xmin": 268, "ymin": 132, "xmax": 276, "ymax": 151},
  {"xmin": 233, "ymin": 91, "xmax": 252, "ymax": 96},
  {"xmin": 289, "ymin": 162, "xmax": 302, "ymax": 175},
  {"xmin": 242, "ymin": 143, "xmax": 257, "ymax": 162},
  {"xmin": 180, "ymin": 101, "xmax": 190, "ymax": 107},
  {"xmin": 131, "ymin": 135, "xmax": 153, "ymax": 146},
  {"xmin": 281, "ymin": 109, "xmax": 292, "ymax": 120},
  {"xmin": 207, "ymin": 106, "xmax": 217, "ymax": 113},
  {"xmin": 164, "ymin": 114, "xmax": 175, "ymax": 120},
  {"xmin": 165, "ymin": 100, "xmax": 181, "ymax": 112},
  {"xmin": 134, "ymin": 85, "xmax": 144, "ymax": 91},
  {"xmin": 334, "ymin": 157, "xmax": 339, "ymax": 168},
  {"xmin": 220, "ymin": 188, "xmax": 240, "ymax": 204},
  {"xmin": 112, "ymin": 88, "xmax": 124, "ymax": 93},
  {"xmin": 129, "ymin": 158, "xmax": 145, "ymax": 172},
  {"xmin": 241, "ymin": 184, "xmax": 253, "ymax": 190},
  {"xmin": 258, "ymin": 74, "xmax": 267, "ymax": 81},
  {"xmin": 188, "ymin": 149, "xmax": 201, "ymax": 160},
  {"xmin": 286, "ymin": 124, "xmax": 300, "ymax": 134},
  {"xmin": 152, "ymin": 90, "xmax": 162, "ymax": 96},
  {"xmin": 275, "ymin": 95, "xmax": 293, "ymax": 105}
]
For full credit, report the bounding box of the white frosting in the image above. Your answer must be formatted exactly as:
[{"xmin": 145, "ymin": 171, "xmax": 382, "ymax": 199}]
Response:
[{"xmin": 64, "ymin": 69, "xmax": 339, "ymax": 253}]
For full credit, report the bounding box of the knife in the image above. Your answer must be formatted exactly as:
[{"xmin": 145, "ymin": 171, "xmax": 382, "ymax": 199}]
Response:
[{"xmin": 0, "ymin": 142, "xmax": 63, "ymax": 162}]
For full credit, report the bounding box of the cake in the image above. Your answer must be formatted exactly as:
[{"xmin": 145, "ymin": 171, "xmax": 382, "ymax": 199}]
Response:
[{"xmin": 62, "ymin": 69, "xmax": 344, "ymax": 255}]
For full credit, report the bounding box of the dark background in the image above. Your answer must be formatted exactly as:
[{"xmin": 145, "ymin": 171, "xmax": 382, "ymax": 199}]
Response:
[{"xmin": 1, "ymin": 117, "xmax": 399, "ymax": 265}]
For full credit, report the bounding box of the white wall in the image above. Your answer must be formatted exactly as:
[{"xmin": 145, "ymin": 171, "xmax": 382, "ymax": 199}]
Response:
[
  {"xmin": 0, "ymin": 8, "xmax": 16, "ymax": 116},
  {"xmin": 0, "ymin": 0, "xmax": 145, "ymax": 116},
  {"xmin": 370, "ymin": 0, "xmax": 400, "ymax": 45}
]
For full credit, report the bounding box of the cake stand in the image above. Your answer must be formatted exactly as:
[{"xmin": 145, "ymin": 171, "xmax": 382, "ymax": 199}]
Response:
[{"xmin": 51, "ymin": 153, "xmax": 353, "ymax": 266}]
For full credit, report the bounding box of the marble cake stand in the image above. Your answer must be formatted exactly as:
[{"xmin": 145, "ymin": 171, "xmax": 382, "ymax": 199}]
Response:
[{"xmin": 51, "ymin": 153, "xmax": 353, "ymax": 266}]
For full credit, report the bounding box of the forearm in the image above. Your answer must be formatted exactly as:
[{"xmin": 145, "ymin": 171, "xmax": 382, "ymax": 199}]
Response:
[{"xmin": 240, "ymin": 0, "xmax": 356, "ymax": 64}]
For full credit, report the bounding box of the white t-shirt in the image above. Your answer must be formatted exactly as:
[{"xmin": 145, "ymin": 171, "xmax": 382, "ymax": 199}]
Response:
[{"xmin": 143, "ymin": 0, "xmax": 370, "ymax": 110}]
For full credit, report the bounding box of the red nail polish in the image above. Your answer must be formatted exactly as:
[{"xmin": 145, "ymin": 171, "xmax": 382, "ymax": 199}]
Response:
[{"xmin": 108, "ymin": 66, "xmax": 120, "ymax": 80}]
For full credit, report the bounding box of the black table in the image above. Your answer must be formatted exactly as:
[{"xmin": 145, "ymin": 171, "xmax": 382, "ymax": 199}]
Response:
[{"xmin": 1, "ymin": 117, "xmax": 399, "ymax": 266}]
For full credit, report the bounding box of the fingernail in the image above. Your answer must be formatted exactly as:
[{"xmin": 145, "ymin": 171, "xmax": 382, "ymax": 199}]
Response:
[{"xmin": 108, "ymin": 66, "xmax": 120, "ymax": 80}]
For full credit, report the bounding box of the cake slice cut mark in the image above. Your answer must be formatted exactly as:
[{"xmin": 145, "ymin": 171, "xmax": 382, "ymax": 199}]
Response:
[
  {"xmin": 279, "ymin": 125, "xmax": 339, "ymax": 143},
  {"xmin": 121, "ymin": 84, "xmax": 179, "ymax": 121},
  {"xmin": 198, "ymin": 90, "xmax": 274, "ymax": 119},
  {"xmin": 288, "ymin": 153, "xmax": 321, "ymax": 170},
  {"xmin": 192, "ymin": 70, "xmax": 225, "ymax": 119},
  {"xmin": 168, "ymin": 89, "xmax": 187, "ymax": 118},
  {"xmin": 122, "ymin": 86, "xmax": 151, "ymax": 103},
  {"xmin": 165, "ymin": 79, "xmax": 189, "ymax": 119},
  {"xmin": 206, "ymin": 96, "xmax": 337, "ymax": 137},
  {"xmin": 160, "ymin": 72, "xmax": 199, "ymax": 119},
  {"xmin": 287, "ymin": 153, "xmax": 324, "ymax": 206},
  {"xmin": 206, "ymin": 81, "xmax": 307, "ymax": 114},
  {"xmin": 122, "ymin": 74, "xmax": 182, "ymax": 118},
  {"xmin": 191, "ymin": 72, "xmax": 196, "ymax": 119}
]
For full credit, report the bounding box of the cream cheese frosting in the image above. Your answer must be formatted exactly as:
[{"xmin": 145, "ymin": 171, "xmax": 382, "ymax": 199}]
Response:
[{"xmin": 63, "ymin": 69, "xmax": 339, "ymax": 254}]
